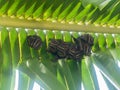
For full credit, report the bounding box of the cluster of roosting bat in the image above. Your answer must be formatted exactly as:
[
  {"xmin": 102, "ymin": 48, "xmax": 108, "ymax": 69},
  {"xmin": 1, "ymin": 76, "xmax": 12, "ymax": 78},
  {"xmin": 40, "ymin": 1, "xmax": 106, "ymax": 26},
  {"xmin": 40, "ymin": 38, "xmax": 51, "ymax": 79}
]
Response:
[{"xmin": 27, "ymin": 34, "xmax": 94, "ymax": 62}]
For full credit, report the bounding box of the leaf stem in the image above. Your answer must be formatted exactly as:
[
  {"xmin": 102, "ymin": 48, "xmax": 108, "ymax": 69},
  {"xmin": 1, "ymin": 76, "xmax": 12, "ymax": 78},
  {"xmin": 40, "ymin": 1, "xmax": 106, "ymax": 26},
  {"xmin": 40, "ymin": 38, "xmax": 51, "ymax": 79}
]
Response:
[{"xmin": 0, "ymin": 16, "xmax": 120, "ymax": 34}]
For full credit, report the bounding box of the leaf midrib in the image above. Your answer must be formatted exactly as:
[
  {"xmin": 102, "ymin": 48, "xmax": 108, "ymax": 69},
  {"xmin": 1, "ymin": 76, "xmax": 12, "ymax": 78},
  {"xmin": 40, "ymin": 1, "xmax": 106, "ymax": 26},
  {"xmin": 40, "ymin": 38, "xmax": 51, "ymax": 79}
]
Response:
[{"xmin": 0, "ymin": 16, "xmax": 120, "ymax": 34}]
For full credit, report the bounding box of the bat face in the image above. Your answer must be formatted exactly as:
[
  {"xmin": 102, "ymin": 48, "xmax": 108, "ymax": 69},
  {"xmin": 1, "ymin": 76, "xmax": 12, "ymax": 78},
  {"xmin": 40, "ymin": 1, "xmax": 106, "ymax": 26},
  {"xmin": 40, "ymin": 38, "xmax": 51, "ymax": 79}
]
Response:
[
  {"xmin": 48, "ymin": 39, "xmax": 70, "ymax": 59},
  {"xmin": 56, "ymin": 42, "xmax": 70, "ymax": 58},
  {"xmin": 80, "ymin": 34, "xmax": 94, "ymax": 46},
  {"xmin": 72, "ymin": 34, "xmax": 94, "ymax": 56},
  {"xmin": 68, "ymin": 44, "xmax": 84, "ymax": 61},
  {"xmin": 27, "ymin": 35, "xmax": 42, "ymax": 50},
  {"xmin": 47, "ymin": 39, "xmax": 62, "ymax": 54}
]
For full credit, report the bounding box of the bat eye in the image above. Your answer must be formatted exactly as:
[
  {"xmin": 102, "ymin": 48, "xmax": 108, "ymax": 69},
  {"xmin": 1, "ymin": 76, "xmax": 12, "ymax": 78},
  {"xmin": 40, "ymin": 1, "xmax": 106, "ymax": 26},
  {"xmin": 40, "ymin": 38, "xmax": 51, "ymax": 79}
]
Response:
[{"xmin": 27, "ymin": 35, "xmax": 42, "ymax": 50}]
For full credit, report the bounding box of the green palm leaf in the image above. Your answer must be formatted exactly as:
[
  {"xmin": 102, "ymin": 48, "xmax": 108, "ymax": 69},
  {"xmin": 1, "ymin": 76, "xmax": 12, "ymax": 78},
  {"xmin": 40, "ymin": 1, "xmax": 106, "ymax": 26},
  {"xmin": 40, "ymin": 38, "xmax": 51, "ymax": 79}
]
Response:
[{"xmin": 0, "ymin": 0, "xmax": 120, "ymax": 90}]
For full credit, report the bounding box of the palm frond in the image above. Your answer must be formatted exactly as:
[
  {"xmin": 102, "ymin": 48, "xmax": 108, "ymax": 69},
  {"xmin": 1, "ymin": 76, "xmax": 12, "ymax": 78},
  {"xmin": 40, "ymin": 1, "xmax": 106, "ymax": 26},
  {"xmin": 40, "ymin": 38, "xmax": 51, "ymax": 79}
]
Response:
[{"xmin": 0, "ymin": 0, "xmax": 120, "ymax": 33}]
